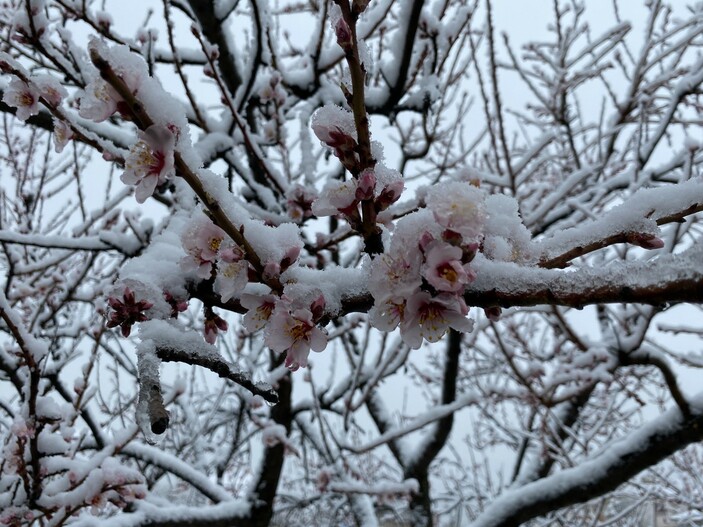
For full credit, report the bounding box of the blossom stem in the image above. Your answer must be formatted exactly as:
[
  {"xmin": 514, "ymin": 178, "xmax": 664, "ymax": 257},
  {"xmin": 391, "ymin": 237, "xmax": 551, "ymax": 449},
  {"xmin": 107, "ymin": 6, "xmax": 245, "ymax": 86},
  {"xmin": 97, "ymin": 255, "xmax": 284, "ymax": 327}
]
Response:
[{"xmin": 333, "ymin": 0, "xmax": 383, "ymax": 254}]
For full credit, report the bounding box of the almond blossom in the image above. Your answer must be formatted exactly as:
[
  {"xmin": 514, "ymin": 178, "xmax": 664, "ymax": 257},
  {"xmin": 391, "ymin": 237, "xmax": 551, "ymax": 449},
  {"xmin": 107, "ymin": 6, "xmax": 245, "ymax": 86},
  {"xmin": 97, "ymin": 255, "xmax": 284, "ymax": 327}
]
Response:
[
  {"xmin": 2, "ymin": 78, "xmax": 40, "ymax": 121},
  {"xmin": 312, "ymin": 179, "xmax": 359, "ymax": 217},
  {"xmin": 241, "ymin": 293, "xmax": 277, "ymax": 332},
  {"xmin": 33, "ymin": 74, "xmax": 67, "ymax": 106},
  {"xmin": 121, "ymin": 125, "xmax": 176, "ymax": 203},
  {"xmin": 401, "ymin": 292, "xmax": 473, "ymax": 349},
  {"xmin": 204, "ymin": 309, "xmax": 228, "ymax": 344},
  {"xmin": 78, "ymin": 77, "xmax": 120, "ymax": 122},
  {"xmin": 53, "ymin": 117, "xmax": 74, "ymax": 153},
  {"xmin": 181, "ymin": 217, "xmax": 227, "ymax": 279},
  {"xmin": 422, "ymin": 242, "xmax": 475, "ymax": 293},
  {"xmin": 368, "ymin": 250, "xmax": 422, "ymax": 302},
  {"xmin": 266, "ymin": 301, "xmax": 327, "ymax": 371},
  {"xmin": 214, "ymin": 246, "xmax": 249, "ymax": 302}
]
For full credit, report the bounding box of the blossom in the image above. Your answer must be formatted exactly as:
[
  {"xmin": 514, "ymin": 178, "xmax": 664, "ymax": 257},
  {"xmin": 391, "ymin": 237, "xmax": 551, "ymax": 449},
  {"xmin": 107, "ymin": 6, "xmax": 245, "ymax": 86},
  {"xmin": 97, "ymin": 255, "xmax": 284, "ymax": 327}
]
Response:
[
  {"xmin": 368, "ymin": 250, "xmax": 422, "ymax": 303},
  {"xmin": 34, "ymin": 74, "xmax": 67, "ymax": 106},
  {"xmin": 369, "ymin": 296, "xmax": 407, "ymax": 332},
  {"xmin": 401, "ymin": 292, "xmax": 473, "ymax": 348},
  {"xmin": 266, "ymin": 303, "xmax": 327, "ymax": 371},
  {"xmin": 376, "ymin": 180, "xmax": 404, "ymax": 211},
  {"xmin": 164, "ymin": 291, "xmax": 188, "ymax": 318},
  {"xmin": 53, "ymin": 118, "xmax": 74, "ymax": 153},
  {"xmin": 214, "ymin": 246, "xmax": 248, "ymax": 302},
  {"xmin": 2, "ymin": 78, "xmax": 40, "ymax": 121},
  {"xmin": 241, "ymin": 293, "xmax": 277, "ymax": 332},
  {"xmin": 121, "ymin": 125, "xmax": 176, "ymax": 203},
  {"xmin": 106, "ymin": 287, "xmax": 153, "ymax": 337},
  {"xmin": 181, "ymin": 217, "xmax": 227, "ymax": 279},
  {"xmin": 79, "ymin": 40, "xmax": 147, "ymax": 122},
  {"xmin": 310, "ymin": 104, "xmax": 358, "ymax": 169},
  {"xmin": 79, "ymin": 78, "xmax": 120, "ymax": 122},
  {"xmin": 422, "ymin": 242, "xmax": 475, "ymax": 292},
  {"xmin": 424, "ymin": 181, "xmax": 486, "ymax": 240}
]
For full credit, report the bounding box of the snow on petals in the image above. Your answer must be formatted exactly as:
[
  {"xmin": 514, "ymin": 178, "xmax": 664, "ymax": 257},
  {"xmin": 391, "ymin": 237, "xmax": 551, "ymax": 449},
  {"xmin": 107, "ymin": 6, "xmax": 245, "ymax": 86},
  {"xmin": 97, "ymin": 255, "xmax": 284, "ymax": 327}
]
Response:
[
  {"xmin": 214, "ymin": 246, "xmax": 249, "ymax": 302},
  {"xmin": 33, "ymin": 74, "xmax": 67, "ymax": 107},
  {"xmin": 79, "ymin": 77, "xmax": 119, "ymax": 122},
  {"xmin": 121, "ymin": 125, "xmax": 175, "ymax": 203},
  {"xmin": 425, "ymin": 181, "xmax": 486, "ymax": 240}
]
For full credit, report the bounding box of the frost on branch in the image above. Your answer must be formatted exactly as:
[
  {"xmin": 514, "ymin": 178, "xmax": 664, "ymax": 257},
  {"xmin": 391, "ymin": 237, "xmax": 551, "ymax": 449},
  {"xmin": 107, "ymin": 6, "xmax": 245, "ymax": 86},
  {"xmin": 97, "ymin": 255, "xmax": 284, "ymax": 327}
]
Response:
[{"xmin": 3, "ymin": 1, "xmax": 703, "ymax": 525}]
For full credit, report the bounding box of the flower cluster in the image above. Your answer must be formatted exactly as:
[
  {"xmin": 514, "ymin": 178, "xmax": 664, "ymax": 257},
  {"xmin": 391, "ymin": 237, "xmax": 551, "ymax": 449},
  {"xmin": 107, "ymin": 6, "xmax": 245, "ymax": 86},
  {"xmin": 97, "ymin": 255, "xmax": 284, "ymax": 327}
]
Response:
[
  {"xmin": 369, "ymin": 182, "xmax": 487, "ymax": 348},
  {"xmin": 1, "ymin": 74, "xmax": 67, "ymax": 122}
]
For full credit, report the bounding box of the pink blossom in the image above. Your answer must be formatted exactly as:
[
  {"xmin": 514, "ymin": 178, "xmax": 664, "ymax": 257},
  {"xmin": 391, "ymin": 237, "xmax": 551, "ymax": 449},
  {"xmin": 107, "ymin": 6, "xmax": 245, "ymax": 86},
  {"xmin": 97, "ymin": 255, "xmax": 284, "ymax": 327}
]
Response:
[
  {"xmin": 335, "ymin": 18, "xmax": 353, "ymax": 50},
  {"xmin": 425, "ymin": 181, "xmax": 486, "ymax": 240},
  {"xmin": 122, "ymin": 125, "xmax": 176, "ymax": 203},
  {"xmin": 241, "ymin": 293, "xmax": 277, "ymax": 332},
  {"xmin": 368, "ymin": 250, "xmax": 422, "ymax": 303},
  {"xmin": 280, "ymin": 245, "xmax": 301, "ymax": 273},
  {"xmin": 164, "ymin": 291, "xmax": 188, "ymax": 318},
  {"xmin": 311, "ymin": 105, "xmax": 356, "ymax": 145},
  {"xmin": 79, "ymin": 78, "xmax": 120, "ymax": 122},
  {"xmin": 401, "ymin": 292, "xmax": 473, "ymax": 348},
  {"xmin": 423, "ymin": 242, "xmax": 475, "ymax": 292},
  {"xmin": 2, "ymin": 78, "xmax": 40, "ymax": 121},
  {"xmin": 369, "ymin": 297, "xmax": 406, "ymax": 331},
  {"xmin": 80, "ymin": 41, "xmax": 146, "ymax": 122},
  {"xmin": 34, "ymin": 74, "xmax": 67, "ymax": 106},
  {"xmin": 266, "ymin": 303, "xmax": 327, "ymax": 371},
  {"xmin": 310, "ymin": 104, "xmax": 358, "ymax": 169},
  {"xmin": 484, "ymin": 306, "xmax": 501, "ymax": 322},
  {"xmin": 214, "ymin": 248, "xmax": 248, "ymax": 302},
  {"xmin": 53, "ymin": 118, "xmax": 74, "ymax": 153},
  {"xmin": 181, "ymin": 218, "xmax": 228, "ymax": 279}
]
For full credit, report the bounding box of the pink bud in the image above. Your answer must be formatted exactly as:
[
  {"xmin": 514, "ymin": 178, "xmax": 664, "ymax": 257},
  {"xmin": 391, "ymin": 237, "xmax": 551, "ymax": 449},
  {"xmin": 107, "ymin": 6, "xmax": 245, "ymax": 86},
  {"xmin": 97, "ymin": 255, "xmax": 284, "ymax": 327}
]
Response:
[
  {"xmin": 263, "ymin": 262, "xmax": 281, "ymax": 281},
  {"xmin": 484, "ymin": 306, "xmax": 501, "ymax": 322},
  {"xmin": 629, "ymin": 233, "xmax": 665, "ymax": 250},
  {"xmin": 418, "ymin": 231, "xmax": 435, "ymax": 253},
  {"xmin": 355, "ymin": 169, "xmax": 376, "ymax": 201},
  {"xmin": 335, "ymin": 18, "xmax": 353, "ymax": 50},
  {"xmin": 310, "ymin": 295, "xmax": 325, "ymax": 322},
  {"xmin": 280, "ymin": 246, "xmax": 301, "ymax": 272},
  {"xmin": 375, "ymin": 180, "xmax": 404, "ymax": 211}
]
